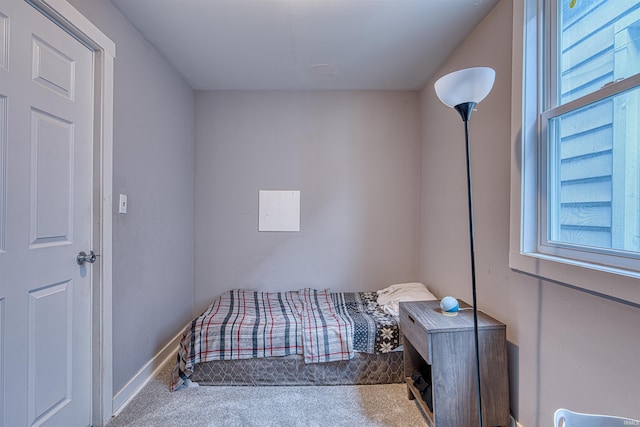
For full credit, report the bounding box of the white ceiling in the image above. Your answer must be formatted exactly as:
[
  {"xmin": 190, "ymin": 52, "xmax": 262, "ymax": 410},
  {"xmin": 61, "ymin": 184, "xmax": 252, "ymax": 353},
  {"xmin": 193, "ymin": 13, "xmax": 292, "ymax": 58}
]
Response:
[{"xmin": 110, "ymin": 0, "xmax": 498, "ymax": 91}]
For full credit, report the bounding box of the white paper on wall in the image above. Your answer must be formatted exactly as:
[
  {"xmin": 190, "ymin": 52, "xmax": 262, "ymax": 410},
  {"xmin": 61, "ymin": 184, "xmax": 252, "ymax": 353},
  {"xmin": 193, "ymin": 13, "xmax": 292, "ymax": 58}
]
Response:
[{"xmin": 258, "ymin": 190, "xmax": 300, "ymax": 232}]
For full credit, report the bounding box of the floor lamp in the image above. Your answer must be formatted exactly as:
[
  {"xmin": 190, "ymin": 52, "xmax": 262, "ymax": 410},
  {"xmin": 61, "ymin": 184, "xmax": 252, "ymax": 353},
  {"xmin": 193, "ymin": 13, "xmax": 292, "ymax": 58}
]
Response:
[{"xmin": 434, "ymin": 67, "xmax": 496, "ymax": 427}]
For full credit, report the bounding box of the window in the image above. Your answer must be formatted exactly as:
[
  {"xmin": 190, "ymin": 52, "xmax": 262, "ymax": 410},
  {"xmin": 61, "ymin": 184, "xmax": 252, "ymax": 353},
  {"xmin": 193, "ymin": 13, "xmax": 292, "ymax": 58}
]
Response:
[
  {"xmin": 540, "ymin": 0, "xmax": 640, "ymax": 271},
  {"xmin": 510, "ymin": 0, "xmax": 640, "ymax": 304}
]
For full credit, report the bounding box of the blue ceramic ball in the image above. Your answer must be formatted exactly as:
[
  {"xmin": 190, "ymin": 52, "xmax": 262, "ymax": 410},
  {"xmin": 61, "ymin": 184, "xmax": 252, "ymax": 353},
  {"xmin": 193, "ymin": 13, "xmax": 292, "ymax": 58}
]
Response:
[{"xmin": 440, "ymin": 296, "xmax": 459, "ymax": 316}]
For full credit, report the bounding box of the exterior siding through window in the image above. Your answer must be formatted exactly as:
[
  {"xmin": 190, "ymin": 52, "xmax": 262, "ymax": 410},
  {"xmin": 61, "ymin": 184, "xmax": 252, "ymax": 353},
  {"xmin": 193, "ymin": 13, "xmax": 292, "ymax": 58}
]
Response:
[{"xmin": 554, "ymin": 0, "xmax": 640, "ymax": 250}]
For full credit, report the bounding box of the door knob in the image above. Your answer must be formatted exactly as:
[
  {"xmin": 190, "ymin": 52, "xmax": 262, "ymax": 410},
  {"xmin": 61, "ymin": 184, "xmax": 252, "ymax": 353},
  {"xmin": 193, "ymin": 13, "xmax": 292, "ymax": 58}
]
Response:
[{"xmin": 77, "ymin": 251, "xmax": 97, "ymax": 265}]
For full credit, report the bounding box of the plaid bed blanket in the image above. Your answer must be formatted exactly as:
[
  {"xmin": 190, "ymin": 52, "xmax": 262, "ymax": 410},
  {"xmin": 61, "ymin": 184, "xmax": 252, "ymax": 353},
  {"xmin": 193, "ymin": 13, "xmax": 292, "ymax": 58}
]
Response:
[
  {"xmin": 300, "ymin": 288, "xmax": 353, "ymax": 363},
  {"xmin": 171, "ymin": 289, "xmax": 400, "ymax": 391}
]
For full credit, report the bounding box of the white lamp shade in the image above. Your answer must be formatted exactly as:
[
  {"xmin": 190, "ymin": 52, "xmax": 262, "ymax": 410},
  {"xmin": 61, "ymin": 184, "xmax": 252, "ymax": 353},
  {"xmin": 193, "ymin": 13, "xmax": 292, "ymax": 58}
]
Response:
[{"xmin": 434, "ymin": 67, "xmax": 496, "ymax": 108}]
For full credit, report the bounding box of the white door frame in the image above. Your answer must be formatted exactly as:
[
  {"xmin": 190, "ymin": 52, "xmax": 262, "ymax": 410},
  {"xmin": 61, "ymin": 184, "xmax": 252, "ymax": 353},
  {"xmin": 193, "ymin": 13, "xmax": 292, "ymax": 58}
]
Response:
[{"xmin": 25, "ymin": 1, "xmax": 115, "ymax": 425}]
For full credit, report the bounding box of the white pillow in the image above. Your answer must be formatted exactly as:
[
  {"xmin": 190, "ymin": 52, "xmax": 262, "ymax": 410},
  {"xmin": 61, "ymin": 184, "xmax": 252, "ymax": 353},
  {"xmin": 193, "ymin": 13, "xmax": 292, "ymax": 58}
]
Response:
[{"xmin": 376, "ymin": 282, "xmax": 437, "ymax": 317}]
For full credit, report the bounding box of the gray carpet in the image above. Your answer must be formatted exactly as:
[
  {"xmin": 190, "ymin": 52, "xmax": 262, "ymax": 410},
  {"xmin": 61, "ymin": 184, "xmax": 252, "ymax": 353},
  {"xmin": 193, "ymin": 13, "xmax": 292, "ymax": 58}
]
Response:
[{"xmin": 107, "ymin": 358, "xmax": 428, "ymax": 427}]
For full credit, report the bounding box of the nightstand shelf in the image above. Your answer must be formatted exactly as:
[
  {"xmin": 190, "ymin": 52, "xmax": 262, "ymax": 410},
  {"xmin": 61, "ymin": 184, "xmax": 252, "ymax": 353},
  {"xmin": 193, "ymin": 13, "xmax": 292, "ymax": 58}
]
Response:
[{"xmin": 399, "ymin": 300, "xmax": 510, "ymax": 427}]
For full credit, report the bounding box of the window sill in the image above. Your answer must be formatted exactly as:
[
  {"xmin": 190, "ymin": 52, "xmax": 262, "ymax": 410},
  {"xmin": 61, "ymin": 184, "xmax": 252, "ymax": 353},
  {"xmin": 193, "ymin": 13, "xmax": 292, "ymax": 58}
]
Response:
[{"xmin": 509, "ymin": 250, "xmax": 640, "ymax": 307}]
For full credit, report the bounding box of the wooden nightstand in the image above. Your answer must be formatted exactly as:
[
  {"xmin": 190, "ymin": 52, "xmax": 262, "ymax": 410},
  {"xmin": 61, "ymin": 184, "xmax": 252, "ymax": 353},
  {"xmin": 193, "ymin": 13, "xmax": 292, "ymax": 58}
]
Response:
[{"xmin": 399, "ymin": 300, "xmax": 510, "ymax": 427}]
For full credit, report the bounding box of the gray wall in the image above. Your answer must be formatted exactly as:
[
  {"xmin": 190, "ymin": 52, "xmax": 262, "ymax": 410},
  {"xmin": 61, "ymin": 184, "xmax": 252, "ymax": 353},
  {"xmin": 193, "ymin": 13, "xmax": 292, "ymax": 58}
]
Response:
[
  {"xmin": 194, "ymin": 91, "xmax": 421, "ymax": 312},
  {"xmin": 419, "ymin": 1, "xmax": 640, "ymax": 425},
  {"xmin": 66, "ymin": 0, "xmax": 195, "ymax": 393}
]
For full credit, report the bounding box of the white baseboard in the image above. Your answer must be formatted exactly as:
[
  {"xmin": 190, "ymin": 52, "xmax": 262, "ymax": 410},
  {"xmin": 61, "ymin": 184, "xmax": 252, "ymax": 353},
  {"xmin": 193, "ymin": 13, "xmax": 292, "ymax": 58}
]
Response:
[{"xmin": 111, "ymin": 330, "xmax": 182, "ymax": 416}]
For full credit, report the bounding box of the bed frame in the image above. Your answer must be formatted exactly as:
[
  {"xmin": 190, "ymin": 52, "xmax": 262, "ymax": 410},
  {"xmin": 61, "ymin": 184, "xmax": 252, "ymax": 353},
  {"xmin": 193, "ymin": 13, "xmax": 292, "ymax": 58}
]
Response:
[{"xmin": 190, "ymin": 351, "xmax": 404, "ymax": 386}]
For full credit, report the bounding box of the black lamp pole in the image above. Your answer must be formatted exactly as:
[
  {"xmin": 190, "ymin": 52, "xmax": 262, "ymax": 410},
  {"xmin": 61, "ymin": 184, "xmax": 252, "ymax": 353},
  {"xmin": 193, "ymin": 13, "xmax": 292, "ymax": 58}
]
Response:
[
  {"xmin": 435, "ymin": 66, "xmax": 494, "ymax": 427},
  {"xmin": 453, "ymin": 101, "xmax": 483, "ymax": 427}
]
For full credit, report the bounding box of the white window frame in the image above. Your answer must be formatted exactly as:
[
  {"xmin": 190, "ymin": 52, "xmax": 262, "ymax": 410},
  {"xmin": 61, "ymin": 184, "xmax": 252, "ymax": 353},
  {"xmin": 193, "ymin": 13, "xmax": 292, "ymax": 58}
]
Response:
[{"xmin": 509, "ymin": 0, "xmax": 640, "ymax": 306}]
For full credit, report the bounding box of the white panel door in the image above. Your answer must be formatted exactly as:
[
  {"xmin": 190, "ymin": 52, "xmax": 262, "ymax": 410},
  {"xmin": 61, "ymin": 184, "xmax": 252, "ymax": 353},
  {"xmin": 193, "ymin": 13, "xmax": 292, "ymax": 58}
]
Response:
[{"xmin": 0, "ymin": 0, "xmax": 94, "ymax": 425}]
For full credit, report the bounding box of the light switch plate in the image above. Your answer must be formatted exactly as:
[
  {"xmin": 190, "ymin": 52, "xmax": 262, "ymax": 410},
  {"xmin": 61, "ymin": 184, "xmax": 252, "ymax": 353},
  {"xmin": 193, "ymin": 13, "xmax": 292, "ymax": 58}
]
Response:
[{"xmin": 118, "ymin": 194, "xmax": 128, "ymax": 214}]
